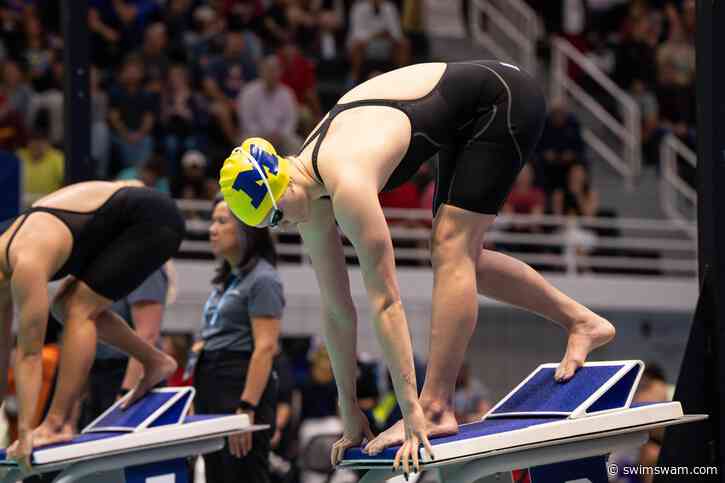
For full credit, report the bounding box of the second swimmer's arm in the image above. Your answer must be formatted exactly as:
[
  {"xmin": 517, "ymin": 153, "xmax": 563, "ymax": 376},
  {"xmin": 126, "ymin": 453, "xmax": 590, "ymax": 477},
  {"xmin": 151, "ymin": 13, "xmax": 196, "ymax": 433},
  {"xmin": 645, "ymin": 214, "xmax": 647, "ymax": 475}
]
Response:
[
  {"xmin": 0, "ymin": 293, "xmax": 13, "ymax": 408},
  {"xmin": 11, "ymin": 259, "xmax": 50, "ymax": 436},
  {"xmin": 332, "ymin": 187, "xmax": 420, "ymax": 418}
]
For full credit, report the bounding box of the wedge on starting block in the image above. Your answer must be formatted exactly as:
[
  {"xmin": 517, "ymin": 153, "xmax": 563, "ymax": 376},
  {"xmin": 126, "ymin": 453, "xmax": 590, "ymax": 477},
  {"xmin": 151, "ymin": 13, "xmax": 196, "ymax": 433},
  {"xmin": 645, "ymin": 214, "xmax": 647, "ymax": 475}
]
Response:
[
  {"xmin": 0, "ymin": 387, "xmax": 266, "ymax": 483},
  {"xmin": 342, "ymin": 360, "xmax": 706, "ymax": 483}
]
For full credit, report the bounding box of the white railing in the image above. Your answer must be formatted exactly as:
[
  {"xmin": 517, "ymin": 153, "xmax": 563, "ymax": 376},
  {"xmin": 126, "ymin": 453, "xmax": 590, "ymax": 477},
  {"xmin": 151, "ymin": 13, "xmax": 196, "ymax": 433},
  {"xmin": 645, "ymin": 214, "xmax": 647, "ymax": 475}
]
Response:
[
  {"xmin": 550, "ymin": 37, "xmax": 642, "ymax": 188},
  {"xmin": 660, "ymin": 134, "xmax": 696, "ymax": 229},
  {"xmin": 179, "ymin": 203, "xmax": 697, "ymax": 279},
  {"xmin": 470, "ymin": 0, "xmax": 541, "ymax": 75}
]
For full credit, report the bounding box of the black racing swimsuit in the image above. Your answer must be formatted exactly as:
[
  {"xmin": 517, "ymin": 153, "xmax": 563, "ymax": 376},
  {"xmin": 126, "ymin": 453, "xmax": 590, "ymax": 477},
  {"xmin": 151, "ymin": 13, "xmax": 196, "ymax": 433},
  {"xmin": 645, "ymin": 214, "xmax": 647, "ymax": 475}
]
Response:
[
  {"xmin": 298, "ymin": 60, "xmax": 547, "ymax": 215},
  {"xmin": 2, "ymin": 187, "xmax": 185, "ymax": 301}
]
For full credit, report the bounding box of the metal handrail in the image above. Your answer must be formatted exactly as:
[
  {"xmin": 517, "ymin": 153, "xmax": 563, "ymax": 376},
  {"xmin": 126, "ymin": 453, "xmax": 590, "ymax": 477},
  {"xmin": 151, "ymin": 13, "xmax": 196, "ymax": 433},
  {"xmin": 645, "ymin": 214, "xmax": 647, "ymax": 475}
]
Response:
[
  {"xmin": 660, "ymin": 134, "xmax": 697, "ymax": 226},
  {"xmin": 470, "ymin": 0, "xmax": 539, "ymax": 75},
  {"xmin": 178, "ymin": 200, "xmax": 697, "ymax": 278},
  {"xmin": 550, "ymin": 37, "xmax": 642, "ymax": 187}
]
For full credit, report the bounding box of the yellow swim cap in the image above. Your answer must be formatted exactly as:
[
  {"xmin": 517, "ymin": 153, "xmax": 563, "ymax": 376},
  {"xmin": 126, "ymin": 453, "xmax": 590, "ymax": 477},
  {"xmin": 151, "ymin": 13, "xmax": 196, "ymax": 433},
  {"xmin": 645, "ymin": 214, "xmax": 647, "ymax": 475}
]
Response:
[{"xmin": 219, "ymin": 138, "xmax": 290, "ymax": 226}]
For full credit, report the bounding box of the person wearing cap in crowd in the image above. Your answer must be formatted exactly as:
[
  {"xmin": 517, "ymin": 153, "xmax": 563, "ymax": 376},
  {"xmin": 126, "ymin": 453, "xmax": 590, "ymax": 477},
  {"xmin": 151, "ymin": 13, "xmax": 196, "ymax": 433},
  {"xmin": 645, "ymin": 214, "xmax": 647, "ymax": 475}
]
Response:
[
  {"xmin": 190, "ymin": 195, "xmax": 283, "ymax": 483},
  {"xmin": 174, "ymin": 149, "xmax": 217, "ymax": 201},
  {"xmin": 219, "ymin": 60, "xmax": 614, "ymax": 475}
]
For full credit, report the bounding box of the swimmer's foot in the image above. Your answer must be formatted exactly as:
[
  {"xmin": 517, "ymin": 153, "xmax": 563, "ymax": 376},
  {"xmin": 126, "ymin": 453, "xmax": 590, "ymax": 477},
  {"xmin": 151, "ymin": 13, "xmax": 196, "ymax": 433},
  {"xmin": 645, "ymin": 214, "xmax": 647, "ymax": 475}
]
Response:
[
  {"xmin": 556, "ymin": 315, "xmax": 616, "ymax": 382},
  {"xmin": 31, "ymin": 420, "xmax": 74, "ymax": 448},
  {"xmin": 363, "ymin": 401, "xmax": 458, "ymax": 456},
  {"xmin": 122, "ymin": 354, "xmax": 178, "ymax": 408}
]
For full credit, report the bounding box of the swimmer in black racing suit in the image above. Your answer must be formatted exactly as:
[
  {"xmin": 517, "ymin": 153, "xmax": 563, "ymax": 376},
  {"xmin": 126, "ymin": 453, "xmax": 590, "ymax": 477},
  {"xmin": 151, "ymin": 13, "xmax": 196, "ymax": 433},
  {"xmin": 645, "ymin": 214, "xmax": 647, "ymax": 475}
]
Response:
[
  {"xmin": 0, "ymin": 180, "xmax": 185, "ymax": 470},
  {"xmin": 219, "ymin": 60, "xmax": 617, "ymax": 474}
]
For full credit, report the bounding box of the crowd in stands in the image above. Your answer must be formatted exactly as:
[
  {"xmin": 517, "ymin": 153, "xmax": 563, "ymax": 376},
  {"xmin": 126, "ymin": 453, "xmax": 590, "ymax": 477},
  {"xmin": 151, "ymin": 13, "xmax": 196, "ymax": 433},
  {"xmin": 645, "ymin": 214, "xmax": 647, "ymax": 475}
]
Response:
[
  {"xmin": 0, "ymin": 0, "xmax": 427, "ymax": 204},
  {"xmin": 527, "ymin": 0, "xmax": 696, "ymax": 168}
]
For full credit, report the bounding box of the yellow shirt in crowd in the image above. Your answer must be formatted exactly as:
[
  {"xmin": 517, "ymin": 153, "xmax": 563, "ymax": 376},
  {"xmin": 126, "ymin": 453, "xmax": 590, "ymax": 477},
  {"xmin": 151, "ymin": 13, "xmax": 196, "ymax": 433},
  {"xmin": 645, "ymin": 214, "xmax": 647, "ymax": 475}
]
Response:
[{"xmin": 17, "ymin": 146, "xmax": 65, "ymax": 196}]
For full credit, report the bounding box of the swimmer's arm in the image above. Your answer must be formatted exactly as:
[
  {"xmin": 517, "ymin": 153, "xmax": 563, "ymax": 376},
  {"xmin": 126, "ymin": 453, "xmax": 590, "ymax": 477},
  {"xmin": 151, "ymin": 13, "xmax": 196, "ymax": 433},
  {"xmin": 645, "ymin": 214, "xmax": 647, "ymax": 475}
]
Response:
[
  {"xmin": 0, "ymin": 294, "xmax": 12, "ymax": 407},
  {"xmin": 332, "ymin": 185, "xmax": 419, "ymax": 416},
  {"xmin": 298, "ymin": 198, "xmax": 360, "ymax": 410},
  {"xmin": 11, "ymin": 259, "xmax": 49, "ymax": 434}
]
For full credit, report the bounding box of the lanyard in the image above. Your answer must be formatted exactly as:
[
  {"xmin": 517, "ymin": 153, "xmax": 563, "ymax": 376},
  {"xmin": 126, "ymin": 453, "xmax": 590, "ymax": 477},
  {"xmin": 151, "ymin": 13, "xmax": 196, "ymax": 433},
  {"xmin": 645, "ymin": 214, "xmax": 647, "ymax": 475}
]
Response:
[{"xmin": 204, "ymin": 275, "xmax": 241, "ymax": 328}]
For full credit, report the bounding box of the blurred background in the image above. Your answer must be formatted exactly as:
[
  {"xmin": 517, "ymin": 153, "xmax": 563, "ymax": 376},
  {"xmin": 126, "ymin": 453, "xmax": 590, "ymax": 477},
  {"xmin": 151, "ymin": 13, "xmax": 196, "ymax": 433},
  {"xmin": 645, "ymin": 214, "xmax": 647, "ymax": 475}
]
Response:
[{"xmin": 0, "ymin": 1, "xmax": 697, "ymax": 482}]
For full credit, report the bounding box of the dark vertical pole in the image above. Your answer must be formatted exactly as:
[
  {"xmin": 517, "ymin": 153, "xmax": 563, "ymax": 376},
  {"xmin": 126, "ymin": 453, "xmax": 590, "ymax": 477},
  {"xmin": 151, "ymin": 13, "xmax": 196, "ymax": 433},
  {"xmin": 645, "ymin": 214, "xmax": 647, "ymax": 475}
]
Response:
[
  {"xmin": 655, "ymin": 1, "xmax": 723, "ymax": 480},
  {"xmin": 62, "ymin": 0, "xmax": 93, "ymax": 183}
]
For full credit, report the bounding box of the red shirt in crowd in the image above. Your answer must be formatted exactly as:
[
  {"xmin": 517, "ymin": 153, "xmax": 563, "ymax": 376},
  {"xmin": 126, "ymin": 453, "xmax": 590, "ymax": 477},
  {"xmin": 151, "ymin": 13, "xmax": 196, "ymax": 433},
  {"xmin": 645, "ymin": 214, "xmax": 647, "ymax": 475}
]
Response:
[
  {"xmin": 506, "ymin": 187, "xmax": 546, "ymax": 214},
  {"xmin": 278, "ymin": 50, "xmax": 316, "ymax": 104}
]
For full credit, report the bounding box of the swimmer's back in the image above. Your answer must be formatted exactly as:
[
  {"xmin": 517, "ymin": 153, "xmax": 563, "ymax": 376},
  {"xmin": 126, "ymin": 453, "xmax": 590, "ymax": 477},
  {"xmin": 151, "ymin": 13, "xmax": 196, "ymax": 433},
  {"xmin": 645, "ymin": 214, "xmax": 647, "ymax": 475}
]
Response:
[
  {"xmin": 33, "ymin": 180, "xmax": 145, "ymax": 212},
  {"xmin": 338, "ymin": 63, "xmax": 448, "ymax": 104}
]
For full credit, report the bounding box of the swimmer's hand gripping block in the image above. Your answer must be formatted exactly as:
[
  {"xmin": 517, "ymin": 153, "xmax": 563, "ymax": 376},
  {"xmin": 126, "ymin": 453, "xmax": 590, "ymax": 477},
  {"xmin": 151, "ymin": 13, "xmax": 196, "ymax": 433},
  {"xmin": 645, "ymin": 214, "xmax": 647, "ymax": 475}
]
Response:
[{"xmin": 484, "ymin": 360, "xmax": 644, "ymax": 420}]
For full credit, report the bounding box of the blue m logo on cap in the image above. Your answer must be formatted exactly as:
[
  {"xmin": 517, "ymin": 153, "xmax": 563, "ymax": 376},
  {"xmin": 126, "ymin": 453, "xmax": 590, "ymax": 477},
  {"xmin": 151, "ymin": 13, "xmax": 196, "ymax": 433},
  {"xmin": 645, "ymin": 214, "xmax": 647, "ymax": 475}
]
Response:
[{"xmin": 232, "ymin": 145, "xmax": 279, "ymax": 208}]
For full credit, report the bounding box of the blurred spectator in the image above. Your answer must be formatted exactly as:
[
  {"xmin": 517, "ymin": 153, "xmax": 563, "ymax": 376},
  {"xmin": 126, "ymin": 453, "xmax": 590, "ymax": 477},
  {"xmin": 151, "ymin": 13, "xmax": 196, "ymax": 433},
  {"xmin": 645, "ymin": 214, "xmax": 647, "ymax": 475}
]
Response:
[
  {"xmin": 23, "ymin": 12, "xmax": 55, "ymax": 92},
  {"xmin": 0, "ymin": 94, "xmax": 27, "ymax": 151},
  {"xmin": 239, "ymin": 55, "xmax": 300, "ymax": 155},
  {"xmin": 161, "ymin": 0, "xmax": 195, "ymax": 55},
  {"xmin": 501, "ymin": 163, "xmax": 546, "ymax": 235},
  {"xmin": 223, "ymin": 0, "xmax": 265, "ymax": 33},
  {"xmin": 553, "ymin": 164, "xmax": 599, "ymax": 271},
  {"xmin": 17, "ymin": 109, "xmax": 64, "ymax": 197},
  {"xmin": 655, "ymin": 5, "xmax": 695, "ymax": 125},
  {"xmin": 552, "ymin": 164, "xmax": 599, "ymax": 218},
  {"xmin": 161, "ymin": 64, "xmax": 206, "ymax": 172},
  {"xmin": 347, "ymin": 0, "xmax": 410, "ymax": 83},
  {"xmin": 631, "ymin": 79, "xmax": 664, "ymax": 167},
  {"xmin": 262, "ymin": 0, "xmax": 293, "ymax": 51},
  {"xmin": 613, "ymin": 9, "xmax": 657, "ymax": 90},
  {"xmin": 90, "ymin": 65, "xmax": 112, "ymax": 178},
  {"xmin": 299, "ymin": 344, "xmax": 338, "ymax": 420},
  {"xmin": 140, "ymin": 22, "xmax": 170, "ymax": 93},
  {"xmin": 379, "ymin": 180, "xmax": 421, "ymax": 228},
  {"xmin": 610, "ymin": 363, "xmax": 668, "ymax": 483},
  {"xmin": 186, "ymin": 4, "xmax": 226, "ymax": 69},
  {"xmin": 0, "ymin": 6, "xmax": 25, "ymax": 59},
  {"xmin": 202, "ymin": 29, "xmax": 259, "ymax": 102},
  {"xmin": 88, "ymin": 6, "xmax": 122, "ymax": 69},
  {"xmin": 27, "ymin": 49, "xmax": 64, "ymax": 145},
  {"xmin": 278, "ymin": 41, "xmax": 322, "ymax": 135},
  {"xmin": 537, "ymin": 100, "xmax": 584, "ymax": 193},
  {"xmin": 173, "ymin": 149, "xmax": 217, "ymax": 201},
  {"xmin": 1, "ymin": 59, "xmax": 33, "ymax": 121},
  {"xmin": 453, "ymin": 363, "xmax": 492, "ymax": 424},
  {"xmin": 109, "ymin": 53, "xmax": 156, "ymax": 168},
  {"xmin": 117, "ymin": 154, "xmax": 171, "ymax": 193},
  {"xmin": 96, "ymin": 0, "xmax": 157, "ymax": 54}
]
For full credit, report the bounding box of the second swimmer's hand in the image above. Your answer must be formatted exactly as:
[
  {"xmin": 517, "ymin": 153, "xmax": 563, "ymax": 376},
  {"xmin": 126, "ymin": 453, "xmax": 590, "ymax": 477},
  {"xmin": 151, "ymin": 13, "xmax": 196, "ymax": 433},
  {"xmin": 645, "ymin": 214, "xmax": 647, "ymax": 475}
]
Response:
[
  {"xmin": 6, "ymin": 430, "xmax": 33, "ymax": 474},
  {"xmin": 395, "ymin": 404, "xmax": 434, "ymax": 476},
  {"xmin": 331, "ymin": 405, "xmax": 375, "ymax": 467}
]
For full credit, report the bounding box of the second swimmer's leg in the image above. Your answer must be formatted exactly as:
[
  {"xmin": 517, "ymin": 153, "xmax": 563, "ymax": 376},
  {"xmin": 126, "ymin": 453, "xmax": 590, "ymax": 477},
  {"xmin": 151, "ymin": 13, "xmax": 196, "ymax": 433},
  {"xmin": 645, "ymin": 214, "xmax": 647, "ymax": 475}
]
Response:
[{"xmin": 37, "ymin": 280, "xmax": 110, "ymax": 446}]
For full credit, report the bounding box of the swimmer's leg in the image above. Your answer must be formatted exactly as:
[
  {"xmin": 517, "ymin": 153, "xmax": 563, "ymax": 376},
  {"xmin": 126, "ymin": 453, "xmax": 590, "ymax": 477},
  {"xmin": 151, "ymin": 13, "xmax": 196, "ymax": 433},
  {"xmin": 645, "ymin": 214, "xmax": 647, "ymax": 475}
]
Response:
[
  {"xmin": 36, "ymin": 280, "xmax": 109, "ymax": 447},
  {"xmin": 93, "ymin": 308, "xmax": 176, "ymax": 407},
  {"xmin": 367, "ymin": 204, "xmax": 491, "ymax": 454},
  {"xmin": 475, "ymin": 248, "xmax": 615, "ymax": 380}
]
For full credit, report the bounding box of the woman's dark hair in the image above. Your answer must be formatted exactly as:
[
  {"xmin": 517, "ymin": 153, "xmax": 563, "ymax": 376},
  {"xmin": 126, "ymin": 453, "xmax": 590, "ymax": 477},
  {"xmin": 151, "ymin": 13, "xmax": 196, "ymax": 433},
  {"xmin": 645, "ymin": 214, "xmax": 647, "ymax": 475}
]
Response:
[{"xmin": 211, "ymin": 195, "xmax": 278, "ymax": 286}]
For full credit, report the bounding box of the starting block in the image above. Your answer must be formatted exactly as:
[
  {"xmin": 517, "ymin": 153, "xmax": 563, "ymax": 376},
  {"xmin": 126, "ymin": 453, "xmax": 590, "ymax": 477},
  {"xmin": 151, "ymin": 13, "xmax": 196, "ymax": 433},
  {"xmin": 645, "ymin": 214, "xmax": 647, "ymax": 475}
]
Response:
[
  {"xmin": 0, "ymin": 387, "xmax": 265, "ymax": 483},
  {"xmin": 342, "ymin": 361, "xmax": 706, "ymax": 483}
]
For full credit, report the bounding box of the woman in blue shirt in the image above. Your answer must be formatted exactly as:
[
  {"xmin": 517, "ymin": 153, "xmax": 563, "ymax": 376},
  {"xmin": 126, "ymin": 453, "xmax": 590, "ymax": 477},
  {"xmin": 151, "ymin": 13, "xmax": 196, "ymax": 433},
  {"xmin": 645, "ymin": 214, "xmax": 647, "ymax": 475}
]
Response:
[{"xmin": 193, "ymin": 195, "xmax": 284, "ymax": 483}]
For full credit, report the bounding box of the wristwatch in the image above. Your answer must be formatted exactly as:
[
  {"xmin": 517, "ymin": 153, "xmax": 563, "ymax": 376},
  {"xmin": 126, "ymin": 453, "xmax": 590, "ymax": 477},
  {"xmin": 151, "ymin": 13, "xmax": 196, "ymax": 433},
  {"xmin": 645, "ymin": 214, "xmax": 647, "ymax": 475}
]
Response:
[{"xmin": 238, "ymin": 400, "xmax": 257, "ymax": 412}]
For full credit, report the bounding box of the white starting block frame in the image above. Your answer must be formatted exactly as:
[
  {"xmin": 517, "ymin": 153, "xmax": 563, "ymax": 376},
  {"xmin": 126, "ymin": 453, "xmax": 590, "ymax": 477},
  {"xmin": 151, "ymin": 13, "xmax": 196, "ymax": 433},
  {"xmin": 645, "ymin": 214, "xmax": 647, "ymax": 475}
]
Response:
[
  {"xmin": 0, "ymin": 387, "xmax": 266, "ymax": 483},
  {"xmin": 342, "ymin": 361, "xmax": 706, "ymax": 483}
]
